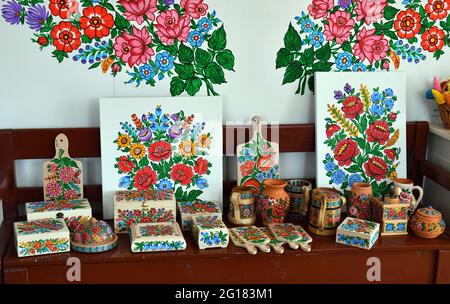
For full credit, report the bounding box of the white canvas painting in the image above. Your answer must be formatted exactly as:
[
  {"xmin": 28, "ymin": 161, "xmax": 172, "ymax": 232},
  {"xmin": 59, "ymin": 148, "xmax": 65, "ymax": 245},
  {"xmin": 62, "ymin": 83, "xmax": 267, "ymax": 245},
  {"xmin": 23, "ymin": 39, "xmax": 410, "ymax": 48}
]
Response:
[
  {"xmin": 315, "ymin": 72, "xmax": 406, "ymax": 199},
  {"xmin": 100, "ymin": 96, "xmax": 223, "ymax": 219}
]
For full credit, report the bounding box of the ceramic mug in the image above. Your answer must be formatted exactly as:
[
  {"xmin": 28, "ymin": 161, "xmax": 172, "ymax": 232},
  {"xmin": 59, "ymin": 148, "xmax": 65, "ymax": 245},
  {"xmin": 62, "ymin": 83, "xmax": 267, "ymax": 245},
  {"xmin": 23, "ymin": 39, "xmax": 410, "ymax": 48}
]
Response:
[
  {"xmin": 228, "ymin": 186, "xmax": 256, "ymax": 226},
  {"xmin": 285, "ymin": 179, "xmax": 312, "ymax": 216},
  {"xmin": 392, "ymin": 178, "xmax": 423, "ymax": 216},
  {"xmin": 308, "ymin": 188, "xmax": 346, "ymax": 235},
  {"xmin": 347, "ymin": 182, "xmax": 373, "ymax": 220}
]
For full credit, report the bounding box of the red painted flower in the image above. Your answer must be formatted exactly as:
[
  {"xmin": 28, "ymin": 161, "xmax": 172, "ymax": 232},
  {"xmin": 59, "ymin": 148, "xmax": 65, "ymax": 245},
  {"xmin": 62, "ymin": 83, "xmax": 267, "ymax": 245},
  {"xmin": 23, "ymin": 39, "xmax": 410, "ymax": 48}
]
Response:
[
  {"xmin": 37, "ymin": 36, "xmax": 49, "ymax": 46},
  {"xmin": 51, "ymin": 21, "xmax": 81, "ymax": 53},
  {"xmin": 326, "ymin": 124, "xmax": 341, "ymax": 138},
  {"xmin": 134, "ymin": 167, "xmax": 157, "ymax": 190},
  {"xmin": 384, "ymin": 149, "xmax": 396, "ymax": 161},
  {"xmin": 366, "ymin": 120, "xmax": 390, "ymax": 145},
  {"xmin": 79, "ymin": 5, "xmax": 114, "ymax": 39},
  {"xmin": 49, "ymin": 0, "xmax": 77, "ymax": 19},
  {"xmin": 180, "ymin": 0, "xmax": 208, "ymax": 19},
  {"xmin": 341, "ymin": 95, "xmax": 364, "ymax": 119},
  {"xmin": 194, "ymin": 157, "xmax": 209, "ymax": 175},
  {"xmin": 240, "ymin": 161, "xmax": 255, "ymax": 177},
  {"xmin": 388, "ymin": 112, "xmax": 398, "ymax": 121},
  {"xmin": 117, "ymin": 156, "xmax": 135, "ymax": 173},
  {"xmin": 170, "ymin": 164, "xmax": 194, "ymax": 185},
  {"xmin": 394, "ymin": 9, "xmax": 421, "ymax": 39},
  {"xmin": 421, "ymin": 26, "xmax": 445, "ymax": 52},
  {"xmin": 364, "ymin": 156, "xmax": 388, "ymax": 181},
  {"xmin": 148, "ymin": 141, "xmax": 172, "ymax": 162},
  {"xmin": 333, "ymin": 139, "xmax": 360, "ymax": 167},
  {"xmin": 425, "ymin": 0, "xmax": 450, "ymax": 21}
]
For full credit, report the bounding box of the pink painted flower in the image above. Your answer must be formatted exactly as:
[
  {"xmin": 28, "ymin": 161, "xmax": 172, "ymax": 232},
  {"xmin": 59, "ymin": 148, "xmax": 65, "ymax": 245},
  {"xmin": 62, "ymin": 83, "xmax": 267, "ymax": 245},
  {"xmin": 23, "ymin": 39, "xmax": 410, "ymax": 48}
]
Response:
[
  {"xmin": 308, "ymin": 0, "xmax": 334, "ymax": 19},
  {"xmin": 59, "ymin": 166, "xmax": 75, "ymax": 183},
  {"xmin": 355, "ymin": 0, "xmax": 387, "ymax": 25},
  {"xmin": 155, "ymin": 9, "xmax": 190, "ymax": 45},
  {"xmin": 118, "ymin": 0, "xmax": 158, "ymax": 25},
  {"xmin": 50, "ymin": 163, "xmax": 58, "ymax": 173},
  {"xmin": 323, "ymin": 11, "xmax": 355, "ymax": 44},
  {"xmin": 46, "ymin": 181, "xmax": 62, "ymax": 198},
  {"xmin": 113, "ymin": 26, "xmax": 154, "ymax": 67},
  {"xmin": 64, "ymin": 189, "xmax": 79, "ymax": 200},
  {"xmin": 353, "ymin": 27, "xmax": 389, "ymax": 64},
  {"xmin": 180, "ymin": 0, "xmax": 208, "ymax": 19}
]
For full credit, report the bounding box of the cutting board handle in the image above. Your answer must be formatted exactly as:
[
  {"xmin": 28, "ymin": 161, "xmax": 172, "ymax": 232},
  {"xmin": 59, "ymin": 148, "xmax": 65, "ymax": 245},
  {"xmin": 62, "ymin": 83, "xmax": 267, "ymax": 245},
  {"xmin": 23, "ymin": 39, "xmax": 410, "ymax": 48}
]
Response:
[
  {"xmin": 54, "ymin": 133, "xmax": 70, "ymax": 158},
  {"xmin": 251, "ymin": 115, "xmax": 262, "ymax": 139}
]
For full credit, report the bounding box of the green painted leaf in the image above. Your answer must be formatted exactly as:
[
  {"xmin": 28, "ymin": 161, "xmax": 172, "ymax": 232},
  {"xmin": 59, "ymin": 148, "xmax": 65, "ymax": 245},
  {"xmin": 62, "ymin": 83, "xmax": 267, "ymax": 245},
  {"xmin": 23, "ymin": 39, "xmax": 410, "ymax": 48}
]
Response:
[
  {"xmin": 282, "ymin": 60, "xmax": 303, "ymax": 84},
  {"xmin": 170, "ymin": 77, "xmax": 185, "ymax": 96},
  {"xmin": 341, "ymin": 41, "xmax": 352, "ymax": 53},
  {"xmin": 300, "ymin": 47, "xmax": 314, "ymax": 67},
  {"xmin": 384, "ymin": 6, "xmax": 399, "ymax": 20},
  {"xmin": 115, "ymin": 14, "xmax": 130, "ymax": 30},
  {"xmin": 216, "ymin": 49, "xmax": 235, "ymax": 71},
  {"xmin": 195, "ymin": 48, "xmax": 212, "ymax": 68},
  {"xmin": 185, "ymin": 77, "xmax": 202, "ymax": 96},
  {"xmin": 313, "ymin": 61, "xmax": 333, "ymax": 71},
  {"xmin": 174, "ymin": 63, "xmax": 195, "ymax": 80},
  {"xmin": 308, "ymin": 75, "xmax": 315, "ymax": 93},
  {"xmin": 284, "ymin": 23, "xmax": 301, "ymax": 51},
  {"xmin": 187, "ymin": 190, "xmax": 203, "ymax": 201},
  {"xmin": 208, "ymin": 25, "xmax": 226, "ymax": 51},
  {"xmin": 204, "ymin": 62, "xmax": 226, "ymax": 84},
  {"xmin": 316, "ymin": 43, "xmax": 331, "ymax": 62},
  {"xmin": 276, "ymin": 48, "xmax": 294, "ymax": 69}
]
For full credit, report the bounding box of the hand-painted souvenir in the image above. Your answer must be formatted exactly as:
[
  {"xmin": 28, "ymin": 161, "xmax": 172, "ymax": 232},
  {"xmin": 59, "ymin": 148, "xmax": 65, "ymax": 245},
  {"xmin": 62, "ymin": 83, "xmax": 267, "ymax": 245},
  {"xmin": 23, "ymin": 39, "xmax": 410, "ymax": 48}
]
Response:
[
  {"xmin": 177, "ymin": 200, "xmax": 222, "ymax": 231},
  {"xmin": 348, "ymin": 183, "xmax": 373, "ymax": 220},
  {"xmin": 285, "ymin": 179, "xmax": 312, "ymax": 217},
  {"xmin": 114, "ymin": 190, "xmax": 176, "ymax": 233},
  {"xmin": 25, "ymin": 199, "xmax": 92, "ymax": 231},
  {"xmin": 410, "ymin": 207, "xmax": 446, "ymax": 239},
  {"xmin": 230, "ymin": 226, "xmax": 270, "ymax": 253},
  {"xmin": 228, "ymin": 186, "xmax": 256, "ymax": 226},
  {"xmin": 336, "ymin": 217, "xmax": 380, "ymax": 250},
  {"xmin": 372, "ymin": 196, "xmax": 409, "ymax": 236},
  {"xmin": 43, "ymin": 134, "xmax": 83, "ymax": 201},
  {"xmin": 229, "ymin": 229, "xmax": 257, "ymax": 255},
  {"xmin": 192, "ymin": 215, "xmax": 229, "ymax": 249},
  {"xmin": 258, "ymin": 227, "xmax": 285, "ymax": 254},
  {"xmin": 294, "ymin": 225, "xmax": 313, "ymax": 252},
  {"xmin": 129, "ymin": 222, "xmax": 186, "ymax": 253},
  {"xmin": 70, "ymin": 218, "xmax": 118, "ymax": 253},
  {"xmin": 14, "ymin": 218, "xmax": 70, "ymax": 258},
  {"xmin": 392, "ymin": 178, "xmax": 423, "ymax": 217},
  {"xmin": 308, "ymin": 188, "xmax": 346, "ymax": 235},
  {"xmin": 268, "ymin": 223, "xmax": 301, "ymax": 250},
  {"xmin": 258, "ymin": 179, "xmax": 290, "ymax": 226}
]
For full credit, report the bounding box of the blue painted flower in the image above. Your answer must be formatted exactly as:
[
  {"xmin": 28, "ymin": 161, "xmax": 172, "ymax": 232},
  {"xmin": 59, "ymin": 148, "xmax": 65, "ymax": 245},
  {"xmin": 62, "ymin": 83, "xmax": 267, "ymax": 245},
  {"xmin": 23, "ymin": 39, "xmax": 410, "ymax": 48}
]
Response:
[
  {"xmin": 144, "ymin": 243, "xmax": 151, "ymax": 250},
  {"xmin": 352, "ymin": 238, "xmax": 359, "ymax": 245},
  {"xmin": 345, "ymin": 239, "xmax": 351, "ymax": 245},
  {"xmin": 336, "ymin": 52, "xmax": 352, "ymax": 70},
  {"xmin": 385, "ymin": 88, "xmax": 394, "ymax": 96},
  {"xmin": 2, "ymin": 0, "xmax": 22, "ymax": 25},
  {"xmin": 139, "ymin": 64, "xmax": 155, "ymax": 80},
  {"xmin": 26, "ymin": 4, "xmax": 49, "ymax": 31},
  {"xmin": 371, "ymin": 91, "xmax": 382, "ymax": 103},
  {"xmin": 164, "ymin": 0, "xmax": 175, "ymax": 5},
  {"xmin": 334, "ymin": 90, "xmax": 343, "ymax": 100},
  {"xmin": 301, "ymin": 19, "xmax": 314, "ymax": 33},
  {"xmin": 308, "ymin": 30, "xmax": 324, "ymax": 48},
  {"xmin": 325, "ymin": 161, "xmax": 336, "ymax": 172},
  {"xmin": 344, "ymin": 83, "xmax": 351, "ymax": 94},
  {"xmin": 337, "ymin": 234, "xmax": 345, "ymax": 242},
  {"xmin": 332, "ymin": 169, "xmax": 346, "ymax": 184},
  {"xmin": 325, "ymin": 153, "xmax": 332, "ymax": 159},
  {"xmin": 359, "ymin": 239, "xmax": 366, "ymax": 246},
  {"xmin": 196, "ymin": 178, "xmax": 209, "ymax": 189},
  {"xmin": 352, "ymin": 62, "xmax": 367, "ymax": 71},
  {"xmin": 256, "ymin": 172, "xmax": 265, "ymax": 182},
  {"xmin": 348, "ymin": 173, "xmax": 362, "ymax": 187},
  {"xmin": 386, "ymin": 223, "xmax": 394, "ymax": 231},
  {"xmin": 118, "ymin": 176, "xmax": 131, "ymax": 188},
  {"xmin": 384, "ymin": 98, "xmax": 394, "ymax": 110},
  {"xmin": 156, "ymin": 178, "xmax": 173, "ymax": 191},
  {"xmin": 213, "ymin": 235, "xmax": 221, "ymax": 244},
  {"xmin": 338, "ymin": 0, "xmax": 352, "ymax": 9},
  {"xmin": 397, "ymin": 223, "xmax": 405, "ymax": 231},
  {"xmin": 155, "ymin": 51, "xmax": 174, "ymax": 72},
  {"xmin": 187, "ymin": 30, "xmax": 204, "ymax": 47},
  {"xmin": 198, "ymin": 17, "xmax": 212, "ymax": 33},
  {"xmin": 370, "ymin": 104, "xmax": 384, "ymax": 116}
]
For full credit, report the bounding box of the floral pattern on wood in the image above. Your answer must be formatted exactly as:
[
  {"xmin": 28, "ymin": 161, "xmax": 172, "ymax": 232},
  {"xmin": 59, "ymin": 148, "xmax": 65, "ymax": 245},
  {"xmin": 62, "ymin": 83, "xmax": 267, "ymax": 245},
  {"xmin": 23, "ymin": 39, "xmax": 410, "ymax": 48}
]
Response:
[
  {"xmin": 258, "ymin": 227, "xmax": 284, "ymax": 246},
  {"xmin": 116, "ymin": 208, "xmax": 175, "ymax": 232},
  {"xmin": 139, "ymin": 224, "xmax": 176, "ymax": 237},
  {"xmin": 193, "ymin": 215, "xmax": 224, "ymax": 229},
  {"xmin": 200, "ymin": 231, "xmax": 228, "ymax": 246},
  {"xmin": 18, "ymin": 238, "xmax": 70, "ymax": 256},
  {"xmin": 115, "ymin": 189, "xmax": 173, "ymax": 201},
  {"xmin": 269, "ymin": 223, "xmax": 301, "ymax": 241},
  {"xmin": 16, "ymin": 219, "xmax": 65, "ymax": 235},
  {"xmin": 339, "ymin": 217, "xmax": 377, "ymax": 235},
  {"xmin": 133, "ymin": 240, "xmax": 185, "ymax": 252},
  {"xmin": 178, "ymin": 200, "xmax": 220, "ymax": 214},
  {"xmin": 27, "ymin": 199, "xmax": 87, "ymax": 212},
  {"xmin": 276, "ymin": 0, "xmax": 450, "ymax": 95},
  {"xmin": 336, "ymin": 233, "xmax": 369, "ymax": 247},
  {"xmin": 232, "ymin": 226, "xmax": 268, "ymax": 244},
  {"xmin": 385, "ymin": 222, "xmax": 407, "ymax": 232},
  {"xmin": 1, "ymin": 0, "xmax": 235, "ymax": 96}
]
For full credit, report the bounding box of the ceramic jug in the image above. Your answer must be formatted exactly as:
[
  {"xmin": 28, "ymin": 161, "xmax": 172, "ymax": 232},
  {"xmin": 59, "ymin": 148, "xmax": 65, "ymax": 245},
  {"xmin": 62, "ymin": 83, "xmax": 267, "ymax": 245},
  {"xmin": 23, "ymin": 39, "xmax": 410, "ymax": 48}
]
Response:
[
  {"xmin": 285, "ymin": 179, "xmax": 312, "ymax": 217},
  {"xmin": 392, "ymin": 178, "xmax": 423, "ymax": 217},
  {"xmin": 228, "ymin": 186, "xmax": 256, "ymax": 226},
  {"xmin": 348, "ymin": 182, "xmax": 373, "ymax": 220},
  {"xmin": 308, "ymin": 188, "xmax": 346, "ymax": 235},
  {"xmin": 258, "ymin": 179, "xmax": 290, "ymax": 226}
]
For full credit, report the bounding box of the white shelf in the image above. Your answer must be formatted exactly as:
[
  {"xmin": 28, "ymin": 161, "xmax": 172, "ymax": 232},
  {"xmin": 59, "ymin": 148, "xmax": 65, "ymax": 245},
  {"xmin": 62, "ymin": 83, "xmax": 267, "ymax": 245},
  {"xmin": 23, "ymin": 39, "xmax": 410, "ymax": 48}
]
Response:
[{"xmin": 430, "ymin": 123, "xmax": 450, "ymax": 141}]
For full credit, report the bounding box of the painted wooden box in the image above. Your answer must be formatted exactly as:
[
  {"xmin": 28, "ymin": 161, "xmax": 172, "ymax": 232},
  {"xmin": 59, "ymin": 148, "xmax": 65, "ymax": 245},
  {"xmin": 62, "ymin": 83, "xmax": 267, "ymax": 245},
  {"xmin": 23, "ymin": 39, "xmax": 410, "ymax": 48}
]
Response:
[
  {"xmin": 177, "ymin": 200, "xmax": 222, "ymax": 231},
  {"xmin": 14, "ymin": 218, "xmax": 70, "ymax": 258},
  {"xmin": 113, "ymin": 190, "xmax": 176, "ymax": 234},
  {"xmin": 336, "ymin": 217, "xmax": 380, "ymax": 250},
  {"xmin": 25, "ymin": 199, "xmax": 92, "ymax": 231},
  {"xmin": 372, "ymin": 197, "xmax": 408, "ymax": 236},
  {"xmin": 191, "ymin": 214, "xmax": 229, "ymax": 249},
  {"xmin": 129, "ymin": 222, "xmax": 186, "ymax": 253}
]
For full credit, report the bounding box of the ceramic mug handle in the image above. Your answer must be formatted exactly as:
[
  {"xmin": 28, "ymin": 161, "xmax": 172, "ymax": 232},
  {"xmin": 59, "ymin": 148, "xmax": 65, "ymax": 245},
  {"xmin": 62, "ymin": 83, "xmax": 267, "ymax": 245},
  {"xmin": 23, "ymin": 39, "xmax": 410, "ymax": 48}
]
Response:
[
  {"xmin": 317, "ymin": 195, "xmax": 327, "ymax": 232},
  {"xmin": 412, "ymin": 186, "xmax": 423, "ymax": 209},
  {"xmin": 231, "ymin": 192, "xmax": 241, "ymax": 220}
]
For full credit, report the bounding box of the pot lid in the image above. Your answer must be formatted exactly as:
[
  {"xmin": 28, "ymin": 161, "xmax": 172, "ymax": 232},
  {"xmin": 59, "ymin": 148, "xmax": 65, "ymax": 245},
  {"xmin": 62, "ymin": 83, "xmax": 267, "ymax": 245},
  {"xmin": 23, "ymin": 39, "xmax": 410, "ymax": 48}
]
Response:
[{"xmin": 416, "ymin": 207, "xmax": 442, "ymax": 219}]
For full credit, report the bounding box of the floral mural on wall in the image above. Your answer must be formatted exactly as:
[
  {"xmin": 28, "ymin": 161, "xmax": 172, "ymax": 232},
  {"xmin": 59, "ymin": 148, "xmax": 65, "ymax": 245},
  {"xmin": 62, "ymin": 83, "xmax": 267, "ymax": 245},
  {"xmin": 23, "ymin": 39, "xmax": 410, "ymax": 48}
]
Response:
[
  {"xmin": 1, "ymin": 0, "xmax": 234, "ymax": 96},
  {"xmin": 276, "ymin": 0, "xmax": 450, "ymax": 94}
]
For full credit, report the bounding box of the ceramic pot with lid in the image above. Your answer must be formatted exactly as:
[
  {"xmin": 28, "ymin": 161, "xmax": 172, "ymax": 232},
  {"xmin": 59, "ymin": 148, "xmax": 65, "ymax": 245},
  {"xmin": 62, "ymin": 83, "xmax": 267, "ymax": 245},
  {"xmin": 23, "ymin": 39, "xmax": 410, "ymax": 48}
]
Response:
[{"xmin": 409, "ymin": 207, "xmax": 446, "ymax": 239}]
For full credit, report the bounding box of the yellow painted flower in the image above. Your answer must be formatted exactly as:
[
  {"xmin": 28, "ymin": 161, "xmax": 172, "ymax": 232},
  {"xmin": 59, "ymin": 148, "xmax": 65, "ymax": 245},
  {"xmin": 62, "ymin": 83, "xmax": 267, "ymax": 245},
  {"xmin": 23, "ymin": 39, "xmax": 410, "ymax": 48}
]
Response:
[
  {"xmin": 117, "ymin": 134, "xmax": 132, "ymax": 149},
  {"xmin": 179, "ymin": 140, "xmax": 196, "ymax": 157},
  {"xmin": 389, "ymin": 171, "xmax": 397, "ymax": 181},
  {"xmin": 197, "ymin": 134, "xmax": 211, "ymax": 148},
  {"xmin": 129, "ymin": 143, "xmax": 146, "ymax": 159}
]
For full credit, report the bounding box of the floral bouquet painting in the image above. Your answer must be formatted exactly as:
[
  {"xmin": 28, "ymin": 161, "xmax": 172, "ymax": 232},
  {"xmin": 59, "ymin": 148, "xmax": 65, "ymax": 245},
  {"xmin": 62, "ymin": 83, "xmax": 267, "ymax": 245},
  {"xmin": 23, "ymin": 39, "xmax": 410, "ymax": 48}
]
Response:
[
  {"xmin": 315, "ymin": 72, "xmax": 406, "ymax": 199},
  {"xmin": 1, "ymin": 0, "xmax": 234, "ymax": 96}
]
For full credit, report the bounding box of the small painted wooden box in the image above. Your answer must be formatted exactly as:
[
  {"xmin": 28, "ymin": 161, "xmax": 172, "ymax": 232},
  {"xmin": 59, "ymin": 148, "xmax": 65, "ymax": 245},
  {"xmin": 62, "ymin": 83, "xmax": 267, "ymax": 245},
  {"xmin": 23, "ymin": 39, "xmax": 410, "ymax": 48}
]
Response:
[
  {"xmin": 25, "ymin": 199, "xmax": 92, "ymax": 231},
  {"xmin": 372, "ymin": 196, "xmax": 408, "ymax": 236},
  {"xmin": 191, "ymin": 215, "xmax": 229, "ymax": 249},
  {"xmin": 177, "ymin": 200, "xmax": 222, "ymax": 231},
  {"xmin": 14, "ymin": 218, "xmax": 70, "ymax": 258},
  {"xmin": 336, "ymin": 217, "xmax": 380, "ymax": 250},
  {"xmin": 129, "ymin": 222, "xmax": 186, "ymax": 253},
  {"xmin": 114, "ymin": 190, "xmax": 176, "ymax": 234}
]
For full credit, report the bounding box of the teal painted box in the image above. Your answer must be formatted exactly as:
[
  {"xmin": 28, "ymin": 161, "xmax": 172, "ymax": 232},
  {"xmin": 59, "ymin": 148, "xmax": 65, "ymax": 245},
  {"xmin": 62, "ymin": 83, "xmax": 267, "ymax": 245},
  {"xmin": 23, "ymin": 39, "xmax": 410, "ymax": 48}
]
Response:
[{"xmin": 336, "ymin": 217, "xmax": 380, "ymax": 250}]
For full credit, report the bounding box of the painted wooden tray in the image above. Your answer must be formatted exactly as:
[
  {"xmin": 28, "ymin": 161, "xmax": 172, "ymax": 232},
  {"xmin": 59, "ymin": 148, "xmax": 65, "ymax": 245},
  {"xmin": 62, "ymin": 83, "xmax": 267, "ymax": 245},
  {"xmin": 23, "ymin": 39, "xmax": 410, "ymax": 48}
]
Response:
[
  {"xmin": 229, "ymin": 229, "xmax": 257, "ymax": 255},
  {"xmin": 230, "ymin": 226, "xmax": 270, "ymax": 253},
  {"xmin": 236, "ymin": 116, "xmax": 280, "ymax": 196},
  {"xmin": 268, "ymin": 223, "xmax": 303, "ymax": 250},
  {"xmin": 43, "ymin": 133, "xmax": 83, "ymax": 201},
  {"xmin": 258, "ymin": 227, "xmax": 285, "ymax": 254},
  {"xmin": 294, "ymin": 225, "xmax": 313, "ymax": 252}
]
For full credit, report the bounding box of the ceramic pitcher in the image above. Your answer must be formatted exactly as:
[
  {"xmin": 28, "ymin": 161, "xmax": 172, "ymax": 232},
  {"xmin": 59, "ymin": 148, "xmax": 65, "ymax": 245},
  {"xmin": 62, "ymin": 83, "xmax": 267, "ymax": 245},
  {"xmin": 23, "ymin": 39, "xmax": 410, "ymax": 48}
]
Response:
[
  {"xmin": 348, "ymin": 182, "xmax": 373, "ymax": 220},
  {"xmin": 228, "ymin": 186, "xmax": 256, "ymax": 226},
  {"xmin": 308, "ymin": 188, "xmax": 346, "ymax": 235},
  {"xmin": 285, "ymin": 179, "xmax": 312, "ymax": 216},
  {"xmin": 258, "ymin": 179, "xmax": 290, "ymax": 226},
  {"xmin": 392, "ymin": 178, "xmax": 423, "ymax": 217}
]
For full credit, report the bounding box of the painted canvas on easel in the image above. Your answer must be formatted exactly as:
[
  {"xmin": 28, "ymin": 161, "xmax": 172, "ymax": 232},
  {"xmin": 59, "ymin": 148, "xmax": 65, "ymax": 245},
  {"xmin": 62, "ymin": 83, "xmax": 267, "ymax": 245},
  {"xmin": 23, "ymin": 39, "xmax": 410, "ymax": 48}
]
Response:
[
  {"xmin": 315, "ymin": 72, "xmax": 406, "ymax": 199},
  {"xmin": 100, "ymin": 97, "xmax": 222, "ymax": 219}
]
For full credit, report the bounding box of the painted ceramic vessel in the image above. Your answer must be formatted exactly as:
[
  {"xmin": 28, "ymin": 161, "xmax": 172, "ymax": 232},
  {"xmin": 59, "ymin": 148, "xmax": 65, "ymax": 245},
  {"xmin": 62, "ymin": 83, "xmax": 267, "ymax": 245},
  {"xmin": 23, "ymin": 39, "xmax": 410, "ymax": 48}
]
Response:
[
  {"xmin": 228, "ymin": 186, "xmax": 256, "ymax": 226},
  {"xmin": 392, "ymin": 178, "xmax": 423, "ymax": 217},
  {"xmin": 258, "ymin": 179, "xmax": 290, "ymax": 226},
  {"xmin": 70, "ymin": 218, "xmax": 118, "ymax": 253},
  {"xmin": 410, "ymin": 207, "xmax": 446, "ymax": 239},
  {"xmin": 308, "ymin": 188, "xmax": 346, "ymax": 235},
  {"xmin": 285, "ymin": 179, "xmax": 312, "ymax": 216},
  {"xmin": 348, "ymin": 183, "xmax": 373, "ymax": 220}
]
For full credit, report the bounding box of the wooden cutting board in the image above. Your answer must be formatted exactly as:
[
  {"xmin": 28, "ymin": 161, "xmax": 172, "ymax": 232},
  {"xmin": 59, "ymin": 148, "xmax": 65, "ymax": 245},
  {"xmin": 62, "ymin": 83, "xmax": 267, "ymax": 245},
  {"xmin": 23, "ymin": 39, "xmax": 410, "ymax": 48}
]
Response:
[
  {"xmin": 43, "ymin": 133, "xmax": 83, "ymax": 201},
  {"xmin": 236, "ymin": 116, "xmax": 280, "ymax": 196},
  {"xmin": 230, "ymin": 226, "xmax": 271, "ymax": 253}
]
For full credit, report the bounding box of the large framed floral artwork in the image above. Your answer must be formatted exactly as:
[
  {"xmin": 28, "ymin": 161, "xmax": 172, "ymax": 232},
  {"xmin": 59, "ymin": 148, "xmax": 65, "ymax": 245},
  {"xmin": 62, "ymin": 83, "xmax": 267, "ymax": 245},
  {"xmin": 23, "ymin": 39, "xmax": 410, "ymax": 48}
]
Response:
[
  {"xmin": 99, "ymin": 96, "xmax": 222, "ymax": 219},
  {"xmin": 315, "ymin": 72, "xmax": 406, "ymax": 199}
]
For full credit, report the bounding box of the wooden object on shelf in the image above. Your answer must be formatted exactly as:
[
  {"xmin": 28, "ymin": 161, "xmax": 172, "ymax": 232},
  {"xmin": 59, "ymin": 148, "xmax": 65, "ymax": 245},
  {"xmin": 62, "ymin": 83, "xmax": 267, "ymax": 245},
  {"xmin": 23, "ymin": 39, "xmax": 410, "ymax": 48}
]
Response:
[
  {"xmin": 129, "ymin": 222, "xmax": 186, "ymax": 253},
  {"xmin": 258, "ymin": 227, "xmax": 285, "ymax": 254},
  {"xmin": 293, "ymin": 225, "xmax": 313, "ymax": 252},
  {"xmin": 229, "ymin": 229, "xmax": 257, "ymax": 255},
  {"xmin": 336, "ymin": 217, "xmax": 380, "ymax": 250},
  {"xmin": 372, "ymin": 196, "xmax": 409, "ymax": 236},
  {"xmin": 230, "ymin": 226, "xmax": 270, "ymax": 253},
  {"xmin": 191, "ymin": 215, "xmax": 229, "ymax": 249},
  {"xmin": 177, "ymin": 200, "xmax": 222, "ymax": 231}
]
